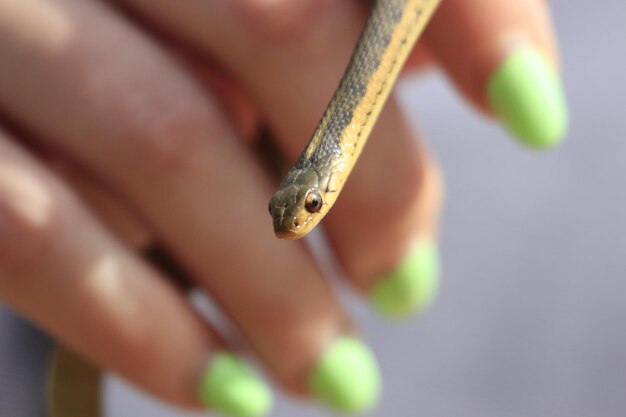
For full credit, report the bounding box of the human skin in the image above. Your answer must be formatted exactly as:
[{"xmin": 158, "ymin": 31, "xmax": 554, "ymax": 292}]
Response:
[{"xmin": 0, "ymin": 0, "xmax": 566, "ymax": 414}]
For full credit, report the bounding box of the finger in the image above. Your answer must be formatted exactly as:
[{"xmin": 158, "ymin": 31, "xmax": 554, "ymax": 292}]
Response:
[
  {"xmin": 0, "ymin": 119, "xmax": 152, "ymax": 250},
  {"xmin": 46, "ymin": 156, "xmax": 153, "ymax": 249},
  {"xmin": 0, "ymin": 128, "xmax": 274, "ymax": 416},
  {"xmin": 115, "ymin": 0, "xmax": 444, "ymax": 317},
  {"xmin": 423, "ymin": 0, "xmax": 568, "ymax": 148},
  {"xmin": 0, "ymin": 0, "xmax": 379, "ymax": 412}
]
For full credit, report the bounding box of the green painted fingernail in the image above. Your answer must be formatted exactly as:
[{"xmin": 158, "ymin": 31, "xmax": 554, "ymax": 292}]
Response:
[
  {"xmin": 198, "ymin": 352, "xmax": 272, "ymax": 417},
  {"xmin": 487, "ymin": 46, "xmax": 568, "ymax": 148},
  {"xmin": 371, "ymin": 241, "xmax": 440, "ymax": 317},
  {"xmin": 308, "ymin": 337, "xmax": 381, "ymax": 413}
]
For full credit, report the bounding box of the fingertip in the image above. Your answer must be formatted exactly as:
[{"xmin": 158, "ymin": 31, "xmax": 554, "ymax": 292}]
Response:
[
  {"xmin": 307, "ymin": 337, "xmax": 381, "ymax": 413},
  {"xmin": 370, "ymin": 239, "xmax": 440, "ymax": 318},
  {"xmin": 198, "ymin": 352, "xmax": 273, "ymax": 417},
  {"xmin": 424, "ymin": 0, "xmax": 568, "ymax": 147},
  {"xmin": 487, "ymin": 45, "xmax": 568, "ymax": 149}
]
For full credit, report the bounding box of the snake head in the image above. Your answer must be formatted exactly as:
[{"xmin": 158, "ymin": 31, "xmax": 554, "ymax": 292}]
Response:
[{"xmin": 268, "ymin": 166, "xmax": 327, "ymax": 239}]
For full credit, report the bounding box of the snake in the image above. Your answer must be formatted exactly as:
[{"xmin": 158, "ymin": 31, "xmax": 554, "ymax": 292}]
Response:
[{"xmin": 269, "ymin": 0, "xmax": 440, "ymax": 239}]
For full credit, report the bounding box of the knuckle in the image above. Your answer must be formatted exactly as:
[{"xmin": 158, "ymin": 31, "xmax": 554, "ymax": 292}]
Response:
[
  {"xmin": 366, "ymin": 154, "xmax": 428, "ymax": 217},
  {"xmin": 422, "ymin": 158, "xmax": 444, "ymax": 216},
  {"xmin": 391, "ymin": 152, "xmax": 443, "ymax": 216},
  {"xmin": 235, "ymin": 0, "xmax": 333, "ymax": 41},
  {"xmin": 119, "ymin": 101, "xmax": 217, "ymax": 176},
  {"xmin": 0, "ymin": 170, "xmax": 59, "ymax": 274}
]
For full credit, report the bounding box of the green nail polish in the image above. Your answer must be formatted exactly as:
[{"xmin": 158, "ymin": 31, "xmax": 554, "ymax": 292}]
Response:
[
  {"xmin": 487, "ymin": 46, "xmax": 568, "ymax": 148},
  {"xmin": 198, "ymin": 352, "xmax": 272, "ymax": 417},
  {"xmin": 308, "ymin": 337, "xmax": 381, "ymax": 413},
  {"xmin": 371, "ymin": 241, "xmax": 440, "ymax": 318}
]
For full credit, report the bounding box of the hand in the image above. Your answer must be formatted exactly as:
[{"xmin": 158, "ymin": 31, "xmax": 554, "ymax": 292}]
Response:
[{"xmin": 0, "ymin": 0, "xmax": 567, "ymax": 416}]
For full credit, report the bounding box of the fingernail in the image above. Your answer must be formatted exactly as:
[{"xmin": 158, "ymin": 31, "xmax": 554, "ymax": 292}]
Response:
[
  {"xmin": 487, "ymin": 45, "xmax": 568, "ymax": 148},
  {"xmin": 370, "ymin": 240, "xmax": 440, "ymax": 318},
  {"xmin": 198, "ymin": 352, "xmax": 272, "ymax": 417},
  {"xmin": 308, "ymin": 337, "xmax": 381, "ymax": 413}
]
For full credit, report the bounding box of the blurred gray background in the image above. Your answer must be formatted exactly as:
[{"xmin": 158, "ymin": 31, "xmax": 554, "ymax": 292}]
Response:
[{"xmin": 2, "ymin": 0, "xmax": 625, "ymax": 416}]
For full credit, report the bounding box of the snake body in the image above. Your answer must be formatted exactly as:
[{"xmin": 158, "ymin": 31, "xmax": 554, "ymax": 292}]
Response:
[{"xmin": 269, "ymin": 0, "xmax": 440, "ymax": 239}]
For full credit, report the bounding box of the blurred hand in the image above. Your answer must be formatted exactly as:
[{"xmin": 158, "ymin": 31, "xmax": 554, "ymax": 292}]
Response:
[{"xmin": 0, "ymin": 0, "xmax": 567, "ymax": 415}]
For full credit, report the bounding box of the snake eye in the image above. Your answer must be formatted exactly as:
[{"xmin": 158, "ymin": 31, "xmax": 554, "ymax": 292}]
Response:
[{"xmin": 304, "ymin": 190, "xmax": 323, "ymax": 213}]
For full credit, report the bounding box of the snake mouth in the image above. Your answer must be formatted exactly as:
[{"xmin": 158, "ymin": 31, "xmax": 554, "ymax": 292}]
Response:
[
  {"xmin": 274, "ymin": 228, "xmax": 302, "ymax": 240},
  {"xmin": 273, "ymin": 212, "xmax": 316, "ymax": 240},
  {"xmin": 272, "ymin": 215, "xmax": 303, "ymax": 240},
  {"xmin": 271, "ymin": 205, "xmax": 309, "ymax": 239}
]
